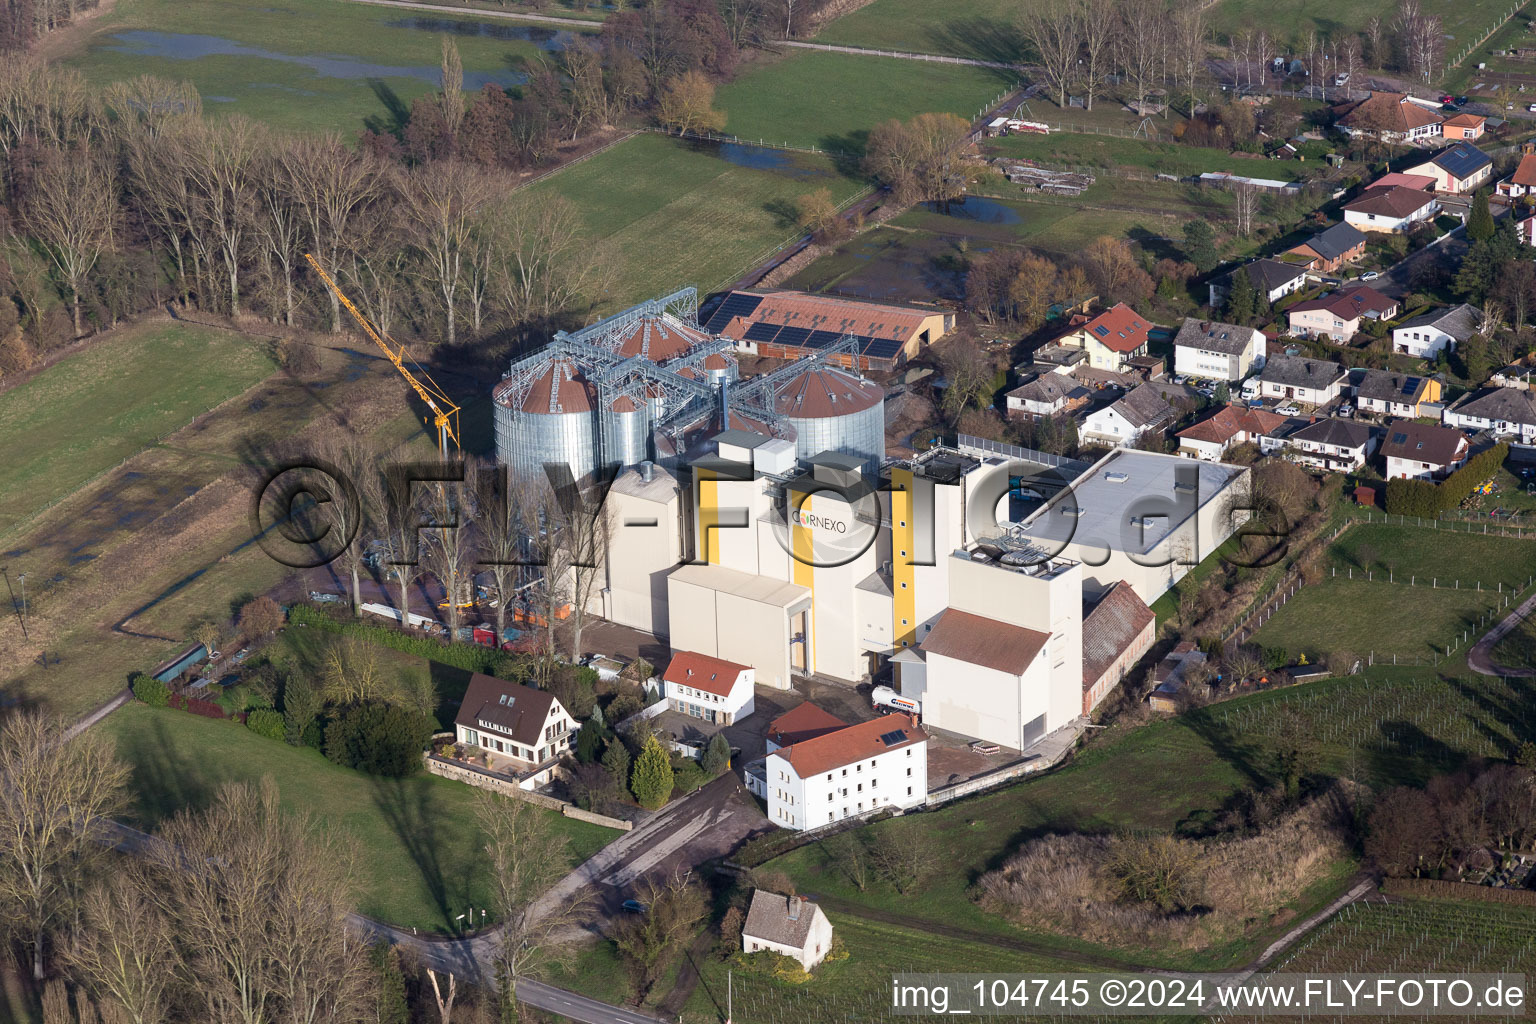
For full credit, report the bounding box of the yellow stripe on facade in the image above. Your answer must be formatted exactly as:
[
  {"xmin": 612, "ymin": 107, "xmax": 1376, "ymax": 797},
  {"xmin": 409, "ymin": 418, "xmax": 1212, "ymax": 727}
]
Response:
[
  {"xmin": 891, "ymin": 467, "xmax": 916, "ymax": 648},
  {"xmin": 698, "ymin": 469, "xmax": 719, "ymax": 564}
]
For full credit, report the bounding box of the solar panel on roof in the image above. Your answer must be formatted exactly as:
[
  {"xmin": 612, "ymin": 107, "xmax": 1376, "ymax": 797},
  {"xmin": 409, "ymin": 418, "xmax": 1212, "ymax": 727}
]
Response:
[
  {"xmin": 703, "ymin": 293, "xmax": 764, "ymax": 332},
  {"xmin": 1392, "ymin": 432, "xmax": 1408, "ymax": 444},
  {"xmin": 744, "ymin": 321, "xmax": 782, "ymax": 342},
  {"xmin": 805, "ymin": 330, "xmax": 842, "ymax": 349},
  {"xmin": 864, "ymin": 338, "xmax": 903, "ymax": 359},
  {"xmin": 776, "ymin": 326, "xmax": 812, "ymax": 347},
  {"xmin": 879, "ymin": 729, "xmax": 907, "ymax": 745}
]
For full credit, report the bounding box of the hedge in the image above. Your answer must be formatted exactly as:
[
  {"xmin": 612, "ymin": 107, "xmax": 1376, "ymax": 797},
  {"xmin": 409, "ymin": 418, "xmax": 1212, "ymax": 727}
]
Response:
[
  {"xmin": 246, "ymin": 708, "xmax": 286, "ymax": 742},
  {"xmin": 1385, "ymin": 442, "xmax": 1509, "ymax": 517},
  {"xmin": 131, "ymin": 673, "xmax": 170, "ymax": 708},
  {"xmin": 287, "ymin": 604, "xmax": 533, "ymax": 679},
  {"xmin": 1383, "ymin": 877, "xmax": 1536, "ymax": 907}
]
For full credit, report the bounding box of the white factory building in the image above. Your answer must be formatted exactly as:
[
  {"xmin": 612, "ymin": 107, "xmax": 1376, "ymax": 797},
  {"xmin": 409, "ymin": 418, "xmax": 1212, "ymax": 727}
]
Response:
[{"xmin": 763, "ymin": 715, "xmax": 929, "ymax": 830}]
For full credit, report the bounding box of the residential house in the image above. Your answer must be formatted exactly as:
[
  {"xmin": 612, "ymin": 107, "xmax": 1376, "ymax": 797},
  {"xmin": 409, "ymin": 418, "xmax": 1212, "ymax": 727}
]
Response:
[
  {"xmin": 662, "ymin": 651, "xmax": 755, "ymax": 726},
  {"xmin": 1285, "ymin": 418, "xmax": 1377, "ymax": 471},
  {"xmin": 454, "ymin": 674, "xmax": 576, "ymax": 783},
  {"xmin": 1023, "ymin": 343, "xmax": 1087, "ymax": 373},
  {"xmin": 1080, "ymin": 383, "xmax": 1174, "ymax": 446},
  {"xmin": 1176, "ymin": 403, "xmax": 1290, "ymax": 460},
  {"xmin": 1056, "ymin": 303, "xmax": 1153, "ymax": 371},
  {"xmin": 1172, "ymin": 317, "xmax": 1268, "ymax": 381},
  {"xmin": 1342, "ymin": 185, "xmax": 1439, "ymax": 233},
  {"xmin": 1005, "ymin": 373, "xmax": 1090, "ymax": 420},
  {"xmin": 1492, "ymin": 364, "xmax": 1533, "ymax": 389},
  {"xmin": 1287, "ymin": 286, "xmax": 1399, "ymax": 342},
  {"xmin": 1208, "ymin": 258, "xmax": 1309, "ymax": 308},
  {"xmin": 1391, "ymin": 303, "xmax": 1482, "ymax": 359},
  {"xmin": 1497, "ymin": 153, "xmax": 1536, "ymax": 198},
  {"xmin": 1443, "ymin": 388, "xmax": 1536, "ymax": 443},
  {"xmin": 1334, "ymin": 91, "xmax": 1444, "ymax": 144},
  {"xmin": 763, "ymin": 715, "xmax": 928, "ymax": 830},
  {"xmin": 1080, "ymin": 581, "xmax": 1155, "ymax": 715},
  {"xmin": 743, "ymin": 891, "xmax": 834, "ymax": 971},
  {"xmin": 1403, "ymin": 142, "xmax": 1493, "ymax": 194},
  {"xmin": 1353, "ymin": 368, "xmax": 1442, "ymax": 417},
  {"xmin": 765, "ymin": 701, "xmax": 846, "ymax": 755},
  {"xmin": 1370, "ymin": 172, "xmax": 1438, "ymax": 191},
  {"xmin": 1381, "ymin": 421, "xmax": 1470, "ymax": 480},
  {"xmin": 1259, "ymin": 355, "xmax": 1348, "ymax": 405},
  {"xmin": 1148, "ymin": 641, "xmax": 1209, "ymax": 712},
  {"xmin": 1518, "ymin": 212, "xmax": 1536, "ymax": 248},
  {"xmin": 1283, "ymin": 222, "xmax": 1369, "ymax": 274},
  {"xmin": 1441, "ymin": 112, "xmax": 1487, "ymax": 140}
]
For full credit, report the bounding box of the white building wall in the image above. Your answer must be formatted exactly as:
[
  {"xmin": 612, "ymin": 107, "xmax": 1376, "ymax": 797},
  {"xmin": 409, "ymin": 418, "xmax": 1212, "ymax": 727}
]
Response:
[
  {"xmin": 765, "ymin": 740, "xmax": 928, "ymax": 831},
  {"xmin": 1393, "ymin": 324, "xmax": 1456, "ymax": 359},
  {"xmin": 743, "ymin": 909, "xmax": 835, "ymax": 971}
]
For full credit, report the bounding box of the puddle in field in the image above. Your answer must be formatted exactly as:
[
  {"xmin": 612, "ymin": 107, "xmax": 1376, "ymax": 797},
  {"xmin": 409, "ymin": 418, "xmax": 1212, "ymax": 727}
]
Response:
[
  {"xmin": 205, "ymin": 95, "xmax": 237, "ymax": 103},
  {"xmin": 103, "ymin": 31, "xmax": 528, "ymax": 89},
  {"xmin": 708, "ymin": 142, "xmax": 837, "ymax": 180},
  {"xmin": 386, "ymin": 17, "xmax": 574, "ymax": 51},
  {"xmin": 920, "ymin": 196, "xmax": 1021, "ymax": 225}
]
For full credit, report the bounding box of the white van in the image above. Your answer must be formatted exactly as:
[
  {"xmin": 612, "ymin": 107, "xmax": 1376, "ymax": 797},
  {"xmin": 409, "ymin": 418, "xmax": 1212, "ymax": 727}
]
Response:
[{"xmin": 1240, "ymin": 378, "xmax": 1261, "ymax": 400}]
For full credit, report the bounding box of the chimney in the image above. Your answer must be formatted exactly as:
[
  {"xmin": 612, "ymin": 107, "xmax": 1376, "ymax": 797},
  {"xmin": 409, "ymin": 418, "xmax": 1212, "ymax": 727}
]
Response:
[
  {"xmin": 787, "ymin": 895, "xmax": 801, "ymax": 921},
  {"xmin": 639, "ymin": 460, "xmax": 655, "ymax": 482}
]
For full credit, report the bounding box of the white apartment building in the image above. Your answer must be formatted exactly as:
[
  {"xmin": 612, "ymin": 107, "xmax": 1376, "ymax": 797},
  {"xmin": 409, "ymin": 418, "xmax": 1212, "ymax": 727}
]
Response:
[
  {"xmin": 1173, "ymin": 317, "xmax": 1267, "ymax": 382},
  {"xmin": 764, "ymin": 715, "xmax": 928, "ymax": 830},
  {"xmin": 662, "ymin": 651, "xmax": 755, "ymax": 725}
]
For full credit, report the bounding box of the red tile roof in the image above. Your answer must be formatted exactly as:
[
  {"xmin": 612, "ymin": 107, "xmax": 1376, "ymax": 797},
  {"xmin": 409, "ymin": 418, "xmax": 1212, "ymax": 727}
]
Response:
[
  {"xmin": 774, "ymin": 714, "xmax": 926, "ymax": 778},
  {"xmin": 1074, "ymin": 302, "xmax": 1152, "ymax": 353},
  {"xmin": 663, "ymin": 651, "xmax": 751, "ymax": 698},
  {"xmin": 1443, "ymin": 112, "xmax": 1485, "ymax": 129},
  {"xmin": 719, "ymin": 290, "xmax": 935, "ymax": 342},
  {"xmin": 1288, "ymin": 285, "xmax": 1397, "ymax": 322},
  {"xmin": 1080, "ymin": 582, "xmax": 1155, "ymax": 688},
  {"xmin": 1511, "ymin": 154, "xmax": 1536, "ymax": 188},
  {"xmin": 499, "ymin": 359, "xmax": 592, "ymax": 414},
  {"xmin": 1343, "ymin": 185, "xmax": 1436, "ymax": 220},
  {"xmin": 1370, "ymin": 172, "xmax": 1437, "ymax": 191},
  {"xmin": 1338, "ymin": 92, "xmax": 1443, "ymax": 133},
  {"xmin": 1177, "ymin": 403, "xmax": 1289, "ymax": 445},
  {"xmin": 920, "ymin": 608, "xmax": 1050, "ymax": 676},
  {"xmin": 766, "ymin": 701, "xmax": 847, "ymax": 748}
]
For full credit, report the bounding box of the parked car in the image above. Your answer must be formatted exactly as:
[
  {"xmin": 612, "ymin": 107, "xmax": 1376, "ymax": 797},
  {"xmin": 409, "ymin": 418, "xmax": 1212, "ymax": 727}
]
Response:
[
  {"xmin": 308, "ymin": 591, "xmax": 344, "ymax": 604},
  {"xmin": 621, "ymin": 899, "xmax": 647, "ymax": 914},
  {"xmin": 1440, "ymin": 94, "xmax": 1455, "ymax": 104},
  {"xmin": 1334, "ymin": 72, "xmax": 1350, "ymax": 86},
  {"xmin": 1337, "ymin": 404, "xmax": 1354, "ymax": 418},
  {"xmin": 1360, "ymin": 270, "xmax": 1380, "ymax": 281},
  {"xmin": 1276, "ymin": 402, "xmax": 1301, "ymax": 416}
]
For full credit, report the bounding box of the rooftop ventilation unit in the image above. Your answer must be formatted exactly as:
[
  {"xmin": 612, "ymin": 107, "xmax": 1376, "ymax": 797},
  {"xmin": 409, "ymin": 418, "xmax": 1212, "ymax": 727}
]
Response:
[
  {"xmin": 1105, "ymin": 471, "xmax": 1130, "ymax": 483},
  {"xmin": 1174, "ymin": 480, "xmax": 1198, "ymax": 493},
  {"xmin": 1061, "ymin": 506, "xmax": 1085, "ymax": 517}
]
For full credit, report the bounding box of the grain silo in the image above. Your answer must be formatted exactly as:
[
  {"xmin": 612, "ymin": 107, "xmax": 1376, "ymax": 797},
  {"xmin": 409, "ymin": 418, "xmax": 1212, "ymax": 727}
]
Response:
[
  {"xmin": 771, "ymin": 365, "xmax": 885, "ymax": 471},
  {"xmin": 492, "ymin": 357, "xmax": 597, "ymax": 482}
]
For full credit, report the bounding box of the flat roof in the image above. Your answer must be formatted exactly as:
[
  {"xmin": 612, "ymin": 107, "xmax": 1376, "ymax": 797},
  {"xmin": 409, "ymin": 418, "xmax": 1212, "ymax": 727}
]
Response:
[
  {"xmin": 1014, "ymin": 449, "xmax": 1243, "ymax": 555},
  {"xmin": 668, "ymin": 562, "xmax": 811, "ymax": 609}
]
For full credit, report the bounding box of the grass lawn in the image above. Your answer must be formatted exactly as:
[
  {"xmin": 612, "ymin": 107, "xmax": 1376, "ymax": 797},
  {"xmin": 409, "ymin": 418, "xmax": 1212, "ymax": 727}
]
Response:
[
  {"xmin": 101, "ymin": 702, "xmax": 619, "ymax": 932},
  {"xmin": 717, "ymin": 50, "xmax": 1014, "ymax": 153},
  {"xmin": 812, "ymin": 0, "xmax": 1023, "ymax": 62},
  {"xmin": 532, "ymin": 133, "xmax": 866, "ymax": 308},
  {"xmin": 1207, "ymin": 0, "xmax": 1502, "ymax": 59},
  {"xmin": 1326, "ymin": 523, "xmax": 1536, "ymax": 590},
  {"xmin": 62, "ymin": 0, "xmax": 592, "ymax": 134},
  {"xmin": 1252, "ymin": 577, "xmax": 1505, "ymax": 660},
  {"xmin": 984, "ymin": 132, "xmax": 1308, "ymax": 181},
  {"xmin": 1491, "ymin": 611, "xmax": 1536, "ymax": 670},
  {"xmin": 0, "ymin": 322, "xmax": 273, "ymax": 541}
]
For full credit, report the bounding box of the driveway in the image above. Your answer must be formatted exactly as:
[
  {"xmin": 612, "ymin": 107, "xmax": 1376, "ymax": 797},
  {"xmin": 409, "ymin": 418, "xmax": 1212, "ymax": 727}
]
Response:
[{"xmin": 1370, "ymin": 225, "xmax": 1466, "ymax": 300}]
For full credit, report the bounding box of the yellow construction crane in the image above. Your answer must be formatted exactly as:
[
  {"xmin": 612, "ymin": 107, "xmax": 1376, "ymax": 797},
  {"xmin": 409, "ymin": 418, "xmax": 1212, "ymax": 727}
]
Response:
[{"xmin": 304, "ymin": 253, "xmax": 461, "ymax": 459}]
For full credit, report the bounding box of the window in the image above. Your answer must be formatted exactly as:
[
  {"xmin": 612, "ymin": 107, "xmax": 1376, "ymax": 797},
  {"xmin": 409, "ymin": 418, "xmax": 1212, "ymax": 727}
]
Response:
[
  {"xmin": 857, "ymin": 783, "xmax": 863, "ymax": 792},
  {"xmin": 828, "ymin": 793, "xmax": 833, "ymax": 801},
  {"xmin": 901, "ymin": 618, "xmax": 909, "ymax": 626},
  {"xmin": 842, "ymin": 769, "xmax": 847, "ymax": 777},
  {"xmin": 907, "ymin": 786, "xmax": 913, "ymax": 796},
  {"xmin": 906, "ymin": 767, "xmax": 913, "ymax": 777},
  {"xmin": 828, "ymin": 811, "xmax": 834, "ymax": 821}
]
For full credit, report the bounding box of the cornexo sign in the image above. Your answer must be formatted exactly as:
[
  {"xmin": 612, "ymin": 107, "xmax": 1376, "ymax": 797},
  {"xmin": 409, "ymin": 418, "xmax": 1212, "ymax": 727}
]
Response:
[{"xmin": 791, "ymin": 509, "xmax": 848, "ymax": 534}]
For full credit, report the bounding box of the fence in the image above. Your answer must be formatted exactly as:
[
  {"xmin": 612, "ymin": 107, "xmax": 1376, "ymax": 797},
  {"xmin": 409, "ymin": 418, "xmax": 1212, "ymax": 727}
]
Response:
[
  {"xmin": 424, "ymin": 755, "xmax": 634, "ymax": 831},
  {"xmin": 510, "ymin": 129, "xmax": 639, "ymax": 194},
  {"xmin": 1448, "ymin": 0, "xmax": 1533, "ymax": 69},
  {"xmin": 775, "ymin": 39, "xmax": 1023, "ymax": 73},
  {"xmin": 1349, "ymin": 507, "xmax": 1536, "ymax": 540}
]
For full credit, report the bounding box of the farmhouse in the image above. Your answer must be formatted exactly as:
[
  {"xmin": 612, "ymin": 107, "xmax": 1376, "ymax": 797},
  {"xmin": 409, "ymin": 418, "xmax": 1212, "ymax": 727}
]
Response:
[
  {"xmin": 1392, "ymin": 304, "xmax": 1482, "ymax": 359},
  {"xmin": 1334, "ymin": 91, "xmax": 1444, "ymax": 144},
  {"xmin": 1055, "ymin": 303, "xmax": 1153, "ymax": 371},
  {"xmin": 1403, "ymin": 142, "xmax": 1493, "ymax": 194},
  {"xmin": 1208, "ymin": 258, "xmax": 1308, "ymax": 308},
  {"xmin": 1443, "ymin": 388, "xmax": 1536, "ymax": 442},
  {"xmin": 1285, "ymin": 418, "xmax": 1377, "ymax": 472},
  {"xmin": 1286, "ymin": 286, "xmax": 1399, "ymax": 342},
  {"xmin": 763, "ymin": 715, "xmax": 928, "ymax": 830},
  {"xmin": 1080, "ymin": 581, "xmax": 1156, "ymax": 716},
  {"xmin": 1343, "ymin": 185, "xmax": 1439, "ymax": 233},
  {"xmin": 743, "ymin": 892, "xmax": 834, "ymax": 971},
  {"xmin": 1005, "ymin": 373, "xmax": 1089, "ymax": 420},
  {"xmin": 662, "ymin": 651, "xmax": 755, "ymax": 725},
  {"xmin": 1283, "ymin": 222, "xmax": 1368, "ymax": 274},
  {"xmin": 705, "ymin": 289, "xmax": 951, "ymax": 371},
  {"xmin": 1080, "ymin": 383, "xmax": 1174, "ymax": 446},
  {"xmin": 1353, "ymin": 368, "xmax": 1442, "ymax": 418},
  {"xmin": 1497, "ymin": 153, "xmax": 1536, "ymax": 198},
  {"xmin": 454, "ymin": 674, "xmax": 576, "ymax": 778},
  {"xmin": 1176, "ymin": 403, "xmax": 1289, "ymax": 461},
  {"xmin": 1172, "ymin": 317, "xmax": 1267, "ymax": 381},
  {"xmin": 1259, "ymin": 355, "xmax": 1347, "ymax": 405},
  {"xmin": 1381, "ymin": 421, "xmax": 1470, "ymax": 480}
]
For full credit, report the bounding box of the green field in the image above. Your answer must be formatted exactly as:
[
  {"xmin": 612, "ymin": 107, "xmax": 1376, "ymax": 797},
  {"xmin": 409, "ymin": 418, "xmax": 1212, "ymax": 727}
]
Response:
[
  {"xmin": 812, "ymin": 0, "xmax": 1023, "ymax": 61},
  {"xmin": 0, "ymin": 323, "xmax": 273, "ymax": 540},
  {"xmin": 1327, "ymin": 523, "xmax": 1536, "ymax": 590},
  {"xmin": 717, "ymin": 50, "xmax": 1013, "ymax": 153},
  {"xmin": 531, "ymin": 133, "xmax": 866, "ymax": 308},
  {"xmin": 1207, "ymin": 0, "xmax": 1504, "ymax": 60},
  {"xmin": 1491, "ymin": 611, "xmax": 1536, "ymax": 670},
  {"xmin": 985, "ymin": 132, "xmax": 1309, "ymax": 181},
  {"xmin": 102, "ymin": 702, "xmax": 618, "ymax": 932},
  {"xmin": 63, "ymin": 0, "xmax": 589, "ymax": 133}
]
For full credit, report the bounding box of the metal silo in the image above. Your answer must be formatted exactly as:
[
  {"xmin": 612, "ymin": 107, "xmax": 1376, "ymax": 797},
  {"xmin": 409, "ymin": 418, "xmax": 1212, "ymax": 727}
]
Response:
[
  {"xmin": 775, "ymin": 366, "xmax": 885, "ymax": 473},
  {"xmin": 601, "ymin": 393, "xmax": 649, "ymax": 469},
  {"xmin": 493, "ymin": 358, "xmax": 597, "ymax": 483}
]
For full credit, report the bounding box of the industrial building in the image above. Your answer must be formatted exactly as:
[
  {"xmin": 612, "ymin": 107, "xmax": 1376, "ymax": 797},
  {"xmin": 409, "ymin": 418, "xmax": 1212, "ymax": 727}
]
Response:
[{"xmin": 703, "ymin": 289, "xmax": 952, "ymax": 371}]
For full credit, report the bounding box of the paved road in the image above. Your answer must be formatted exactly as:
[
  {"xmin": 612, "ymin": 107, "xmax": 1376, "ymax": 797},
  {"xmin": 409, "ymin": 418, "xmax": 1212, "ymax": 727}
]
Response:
[
  {"xmin": 337, "ymin": 0, "xmax": 598, "ymax": 28},
  {"xmin": 1468, "ymin": 589, "xmax": 1536, "ymax": 678},
  {"xmin": 776, "ymin": 39, "xmax": 1021, "ymax": 71}
]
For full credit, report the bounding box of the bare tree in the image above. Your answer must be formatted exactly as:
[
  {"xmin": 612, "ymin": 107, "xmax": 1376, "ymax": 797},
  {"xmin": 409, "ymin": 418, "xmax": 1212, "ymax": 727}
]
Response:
[
  {"xmin": 475, "ymin": 791, "xmax": 591, "ymax": 1010},
  {"xmin": 473, "ymin": 459, "xmax": 535, "ymax": 644},
  {"xmin": 1171, "ymin": 1, "xmax": 1208, "ymax": 116},
  {"xmin": 1077, "ymin": 0, "xmax": 1117, "ymax": 110},
  {"xmin": 1021, "ymin": 0, "xmax": 1082, "ymax": 108},
  {"xmin": 64, "ymin": 870, "xmax": 174, "ymax": 1024},
  {"xmin": 493, "ymin": 195, "xmax": 615, "ymax": 336},
  {"xmin": 287, "ymin": 135, "xmax": 387, "ymax": 333},
  {"xmin": 102, "ymin": 74, "xmax": 202, "ymax": 141},
  {"xmin": 611, "ymin": 870, "xmax": 707, "ymax": 997},
  {"xmin": 25, "ymin": 146, "xmax": 117, "ymax": 336},
  {"xmin": 254, "ymin": 139, "xmax": 304, "ymax": 327},
  {"xmin": 1118, "ymin": 0, "xmax": 1167, "ymax": 114},
  {"xmin": 403, "ymin": 160, "xmax": 498, "ymax": 345},
  {"xmin": 0, "ymin": 711, "xmax": 130, "ymax": 981},
  {"xmin": 183, "ymin": 116, "xmax": 263, "ymax": 317},
  {"xmin": 1231, "ymin": 181, "xmax": 1260, "ymax": 238},
  {"xmin": 382, "ymin": 465, "xmax": 431, "ymax": 627},
  {"xmin": 440, "ymin": 36, "xmax": 465, "ymax": 139},
  {"xmin": 423, "ymin": 477, "xmax": 478, "ymax": 637}
]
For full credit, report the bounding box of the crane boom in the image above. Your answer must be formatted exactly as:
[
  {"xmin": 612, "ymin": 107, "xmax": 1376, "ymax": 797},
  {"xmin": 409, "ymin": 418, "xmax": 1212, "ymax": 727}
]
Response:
[{"xmin": 304, "ymin": 253, "xmax": 461, "ymax": 458}]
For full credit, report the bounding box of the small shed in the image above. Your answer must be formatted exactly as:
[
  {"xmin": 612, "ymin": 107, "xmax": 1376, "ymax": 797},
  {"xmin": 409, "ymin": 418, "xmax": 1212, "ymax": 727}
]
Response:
[
  {"xmin": 151, "ymin": 643, "xmax": 208, "ymax": 684},
  {"xmin": 1354, "ymin": 485, "xmax": 1378, "ymax": 508},
  {"xmin": 742, "ymin": 891, "xmax": 835, "ymax": 971}
]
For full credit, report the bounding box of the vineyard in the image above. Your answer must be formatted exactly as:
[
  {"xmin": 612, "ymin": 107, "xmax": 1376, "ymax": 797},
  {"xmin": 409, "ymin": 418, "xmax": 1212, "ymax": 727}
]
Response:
[
  {"xmin": 1226, "ymin": 897, "xmax": 1536, "ymax": 1022},
  {"xmin": 1196, "ymin": 673, "xmax": 1536, "ymax": 785}
]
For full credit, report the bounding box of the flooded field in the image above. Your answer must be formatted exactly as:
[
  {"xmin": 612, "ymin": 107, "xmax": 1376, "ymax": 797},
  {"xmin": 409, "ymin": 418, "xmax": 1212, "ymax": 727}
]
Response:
[{"xmin": 784, "ymin": 227, "xmax": 968, "ymax": 303}]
